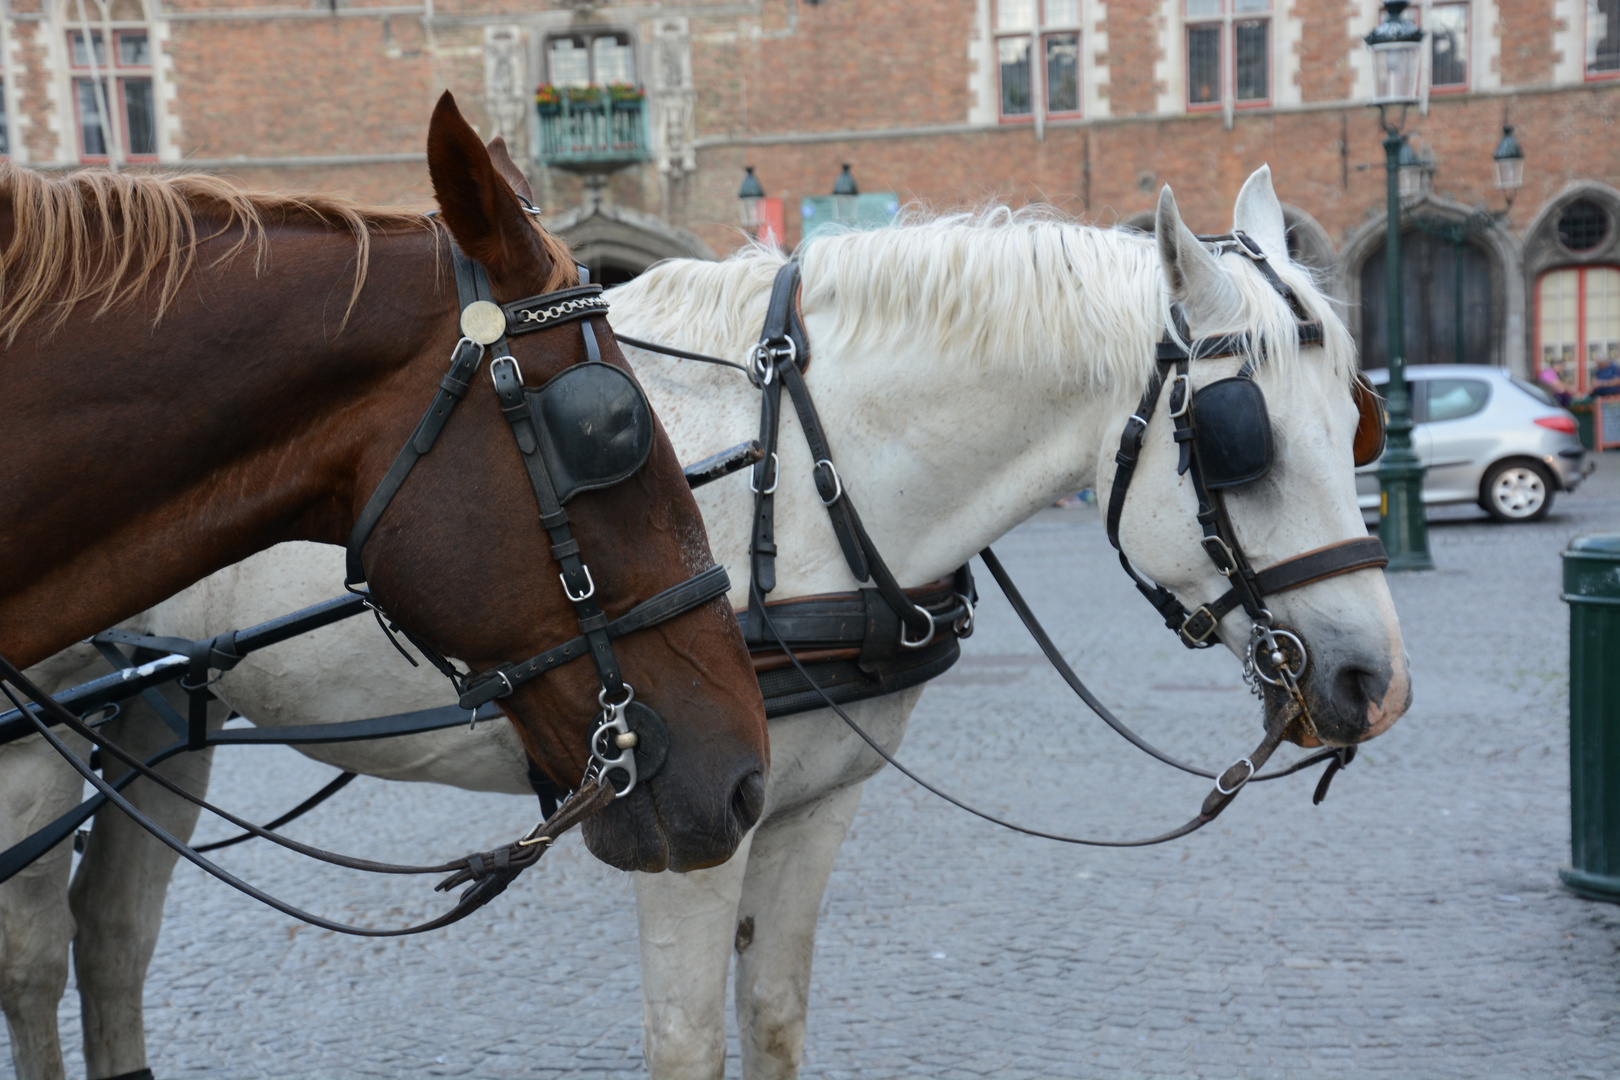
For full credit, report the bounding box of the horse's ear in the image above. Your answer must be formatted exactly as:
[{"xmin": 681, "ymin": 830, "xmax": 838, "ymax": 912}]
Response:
[
  {"xmin": 426, "ymin": 91, "xmax": 552, "ymax": 292},
  {"xmin": 1232, "ymin": 165, "xmax": 1290, "ymax": 265},
  {"xmin": 485, "ymin": 136, "xmax": 536, "ymax": 205},
  {"xmin": 1156, "ymin": 185, "xmax": 1241, "ymax": 331}
]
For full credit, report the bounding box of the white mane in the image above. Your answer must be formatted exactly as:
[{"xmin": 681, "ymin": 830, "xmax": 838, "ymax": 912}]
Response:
[{"xmin": 614, "ymin": 205, "xmax": 1356, "ymax": 402}]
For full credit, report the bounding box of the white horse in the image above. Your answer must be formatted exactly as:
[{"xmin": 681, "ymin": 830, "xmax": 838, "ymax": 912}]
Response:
[{"xmin": 0, "ymin": 168, "xmax": 1410, "ymax": 1080}]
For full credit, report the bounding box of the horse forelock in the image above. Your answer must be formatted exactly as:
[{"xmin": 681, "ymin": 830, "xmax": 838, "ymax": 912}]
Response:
[{"xmin": 0, "ymin": 164, "xmax": 438, "ymax": 345}]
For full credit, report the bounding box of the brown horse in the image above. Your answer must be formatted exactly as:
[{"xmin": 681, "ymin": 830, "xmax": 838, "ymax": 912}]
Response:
[{"xmin": 0, "ymin": 93, "xmax": 767, "ymax": 873}]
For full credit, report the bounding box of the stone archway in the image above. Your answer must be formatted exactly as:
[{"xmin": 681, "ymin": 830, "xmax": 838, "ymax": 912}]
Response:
[
  {"xmin": 545, "ymin": 203, "xmax": 716, "ymax": 284},
  {"xmin": 1340, "ymin": 192, "xmax": 1524, "ymax": 374}
]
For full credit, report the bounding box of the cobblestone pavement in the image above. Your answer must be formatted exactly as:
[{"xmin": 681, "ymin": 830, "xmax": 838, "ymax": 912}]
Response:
[{"xmin": 11, "ymin": 460, "xmax": 1620, "ymax": 1079}]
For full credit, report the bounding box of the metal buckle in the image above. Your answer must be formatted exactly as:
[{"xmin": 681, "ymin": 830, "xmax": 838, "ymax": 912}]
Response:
[
  {"xmin": 1179, "ymin": 606, "xmax": 1220, "ymax": 647},
  {"xmin": 1167, "ymin": 373, "xmax": 1193, "ymax": 418},
  {"xmin": 1201, "ymin": 535, "xmax": 1237, "ymax": 576},
  {"xmin": 749, "ymin": 452, "xmax": 780, "ymax": 495},
  {"xmin": 814, "ymin": 458, "xmax": 843, "ymax": 505},
  {"xmin": 1215, "ymin": 757, "xmax": 1255, "ymax": 795},
  {"xmin": 489, "ymin": 354, "xmax": 522, "ymax": 389},
  {"xmin": 899, "ymin": 605, "xmax": 937, "ymax": 649},
  {"xmin": 560, "ymin": 564, "xmax": 596, "ymax": 602}
]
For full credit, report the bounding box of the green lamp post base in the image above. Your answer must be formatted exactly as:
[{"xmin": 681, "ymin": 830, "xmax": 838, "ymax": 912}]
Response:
[
  {"xmin": 1559, "ymin": 865, "xmax": 1620, "ymax": 904},
  {"xmin": 1377, "ymin": 452, "xmax": 1434, "ymax": 572}
]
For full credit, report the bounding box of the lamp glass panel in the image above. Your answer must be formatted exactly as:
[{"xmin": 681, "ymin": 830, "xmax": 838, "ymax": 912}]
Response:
[
  {"xmin": 1494, "ymin": 156, "xmax": 1523, "ymax": 190},
  {"xmin": 1371, "ymin": 43, "xmax": 1421, "ymax": 102}
]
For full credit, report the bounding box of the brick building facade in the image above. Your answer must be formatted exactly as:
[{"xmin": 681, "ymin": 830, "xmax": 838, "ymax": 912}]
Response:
[{"xmin": 2, "ymin": 0, "xmax": 1617, "ymax": 382}]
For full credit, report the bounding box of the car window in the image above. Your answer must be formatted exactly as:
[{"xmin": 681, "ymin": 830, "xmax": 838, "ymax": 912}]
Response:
[
  {"xmin": 1510, "ymin": 375, "xmax": 1559, "ymax": 407},
  {"xmin": 1422, "ymin": 378, "xmax": 1490, "ymax": 423}
]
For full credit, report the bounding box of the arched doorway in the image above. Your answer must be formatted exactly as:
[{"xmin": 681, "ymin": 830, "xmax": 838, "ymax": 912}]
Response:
[
  {"xmin": 545, "ymin": 203, "xmax": 716, "ymax": 283},
  {"xmin": 1358, "ymin": 230, "xmax": 1494, "ymax": 368}
]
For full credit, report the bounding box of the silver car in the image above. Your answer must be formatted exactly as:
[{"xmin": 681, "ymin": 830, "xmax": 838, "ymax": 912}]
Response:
[{"xmin": 1356, "ymin": 364, "xmax": 1593, "ymax": 523}]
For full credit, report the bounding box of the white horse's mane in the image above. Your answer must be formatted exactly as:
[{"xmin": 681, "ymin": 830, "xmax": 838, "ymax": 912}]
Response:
[{"xmin": 616, "ymin": 204, "xmax": 1355, "ymax": 401}]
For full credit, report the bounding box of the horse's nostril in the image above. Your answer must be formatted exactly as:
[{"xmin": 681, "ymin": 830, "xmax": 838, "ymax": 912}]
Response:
[
  {"xmin": 1331, "ymin": 665, "xmax": 1375, "ymax": 718},
  {"xmin": 730, "ymin": 768, "xmax": 765, "ymax": 833}
]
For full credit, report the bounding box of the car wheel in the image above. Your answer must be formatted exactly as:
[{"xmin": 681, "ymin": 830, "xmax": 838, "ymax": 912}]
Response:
[{"xmin": 1480, "ymin": 461, "xmax": 1554, "ymax": 522}]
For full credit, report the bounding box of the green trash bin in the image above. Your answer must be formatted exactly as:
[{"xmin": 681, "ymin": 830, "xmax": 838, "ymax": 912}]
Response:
[
  {"xmin": 1570, "ymin": 398, "xmax": 1597, "ymax": 451},
  {"xmin": 1560, "ymin": 533, "xmax": 1620, "ymax": 903}
]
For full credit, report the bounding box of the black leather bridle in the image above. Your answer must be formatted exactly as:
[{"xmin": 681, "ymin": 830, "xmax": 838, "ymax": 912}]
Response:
[
  {"xmin": 1105, "ymin": 229, "xmax": 1388, "ymax": 751},
  {"xmin": 343, "ymin": 244, "xmax": 731, "ymax": 799}
]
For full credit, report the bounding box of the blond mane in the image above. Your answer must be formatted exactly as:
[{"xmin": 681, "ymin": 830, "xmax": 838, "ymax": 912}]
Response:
[
  {"xmin": 0, "ymin": 165, "xmax": 445, "ymax": 343},
  {"xmin": 619, "ymin": 205, "xmax": 1355, "ymax": 406}
]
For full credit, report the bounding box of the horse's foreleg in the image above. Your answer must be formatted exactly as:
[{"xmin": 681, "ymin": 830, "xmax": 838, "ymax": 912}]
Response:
[
  {"xmin": 70, "ymin": 687, "xmax": 220, "ymax": 1080},
  {"xmin": 0, "ymin": 730, "xmax": 91, "ymax": 1080},
  {"xmin": 732, "ymin": 782, "xmax": 864, "ymax": 1080},
  {"xmin": 634, "ymin": 828, "xmax": 756, "ymax": 1080}
]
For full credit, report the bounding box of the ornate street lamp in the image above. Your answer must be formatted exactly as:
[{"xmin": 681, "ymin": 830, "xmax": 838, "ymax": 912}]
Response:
[
  {"xmin": 1493, "ymin": 124, "xmax": 1525, "ymax": 203},
  {"xmin": 738, "ymin": 166, "xmax": 766, "ymax": 230},
  {"xmin": 832, "ymin": 163, "xmax": 859, "ymax": 225},
  {"xmin": 1366, "ymin": 0, "xmax": 1432, "ymax": 570},
  {"xmin": 1396, "ymin": 139, "xmax": 1427, "ymax": 197}
]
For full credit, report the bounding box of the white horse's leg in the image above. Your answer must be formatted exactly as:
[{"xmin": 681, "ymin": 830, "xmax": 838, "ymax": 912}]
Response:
[
  {"xmin": 0, "ymin": 648, "xmax": 105, "ymax": 1080},
  {"xmin": 733, "ymin": 782, "xmax": 864, "ymax": 1080},
  {"xmin": 635, "ymin": 827, "xmax": 756, "ymax": 1080},
  {"xmin": 70, "ymin": 684, "xmax": 219, "ymax": 1080}
]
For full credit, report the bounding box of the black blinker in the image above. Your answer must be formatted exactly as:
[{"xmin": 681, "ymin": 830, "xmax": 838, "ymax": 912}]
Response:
[
  {"xmin": 528, "ymin": 362, "xmax": 655, "ymax": 503},
  {"xmin": 1191, "ymin": 377, "xmax": 1274, "ymax": 489}
]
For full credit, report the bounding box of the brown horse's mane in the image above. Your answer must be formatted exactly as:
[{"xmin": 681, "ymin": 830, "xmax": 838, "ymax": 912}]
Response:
[{"xmin": 0, "ymin": 164, "xmax": 576, "ymax": 344}]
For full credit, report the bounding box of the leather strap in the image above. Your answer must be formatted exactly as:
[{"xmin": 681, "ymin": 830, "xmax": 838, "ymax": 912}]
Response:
[{"xmin": 458, "ymin": 565, "xmax": 730, "ymax": 709}]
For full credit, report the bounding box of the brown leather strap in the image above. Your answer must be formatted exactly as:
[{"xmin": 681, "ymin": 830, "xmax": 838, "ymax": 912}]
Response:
[{"xmin": 1252, "ymin": 536, "xmax": 1390, "ymax": 595}]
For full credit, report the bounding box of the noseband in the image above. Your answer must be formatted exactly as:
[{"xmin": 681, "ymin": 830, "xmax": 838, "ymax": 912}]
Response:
[
  {"xmin": 345, "ymin": 244, "xmax": 730, "ymax": 797},
  {"xmin": 1105, "ymin": 230, "xmax": 1388, "ymax": 741}
]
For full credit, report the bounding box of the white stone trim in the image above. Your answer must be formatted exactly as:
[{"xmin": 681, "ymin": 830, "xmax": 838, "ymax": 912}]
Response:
[
  {"xmin": 1552, "ymin": 0, "xmax": 1584, "ymax": 84},
  {"xmin": 1154, "ymin": 0, "xmax": 1181, "ymax": 116}
]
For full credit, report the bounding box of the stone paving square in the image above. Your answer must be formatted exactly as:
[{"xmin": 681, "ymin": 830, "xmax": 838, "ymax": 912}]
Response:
[{"xmin": 8, "ymin": 457, "xmax": 1620, "ymax": 1079}]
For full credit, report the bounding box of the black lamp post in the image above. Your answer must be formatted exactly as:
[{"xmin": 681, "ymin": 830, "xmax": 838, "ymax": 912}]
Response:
[
  {"xmin": 738, "ymin": 165, "xmax": 766, "ymax": 231},
  {"xmin": 1366, "ymin": 0, "xmax": 1433, "ymax": 571},
  {"xmin": 832, "ymin": 163, "xmax": 859, "ymax": 224}
]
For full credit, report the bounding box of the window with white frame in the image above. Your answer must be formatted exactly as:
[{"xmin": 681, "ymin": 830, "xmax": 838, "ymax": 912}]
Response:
[
  {"xmin": 546, "ymin": 31, "xmax": 635, "ymax": 86},
  {"xmin": 1590, "ymin": 0, "xmax": 1620, "ymax": 77},
  {"xmin": 65, "ymin": 0, "xmax": 155, "ymax": 161},
  {"xmin": 1428, "ymin": 2, "xmax": 1469, "ymax": 90},
  {"xmin": 1185, "ymin": 0, "xmax": 1270, "ymax": 109},
  {"xmin": 994, "ymin": 0, "xmax": 1083, "ymax": 120}
]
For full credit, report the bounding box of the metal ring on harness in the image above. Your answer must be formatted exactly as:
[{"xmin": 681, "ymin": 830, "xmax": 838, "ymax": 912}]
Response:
[
  {"xmin": 814, "ymin": 458, "xmax": 843, "ymax": 506},
  {"xmin": 898, "ymin": 605, "xmax": 936, "ymax": 649},
  {"xmin": 749, "ymin": 452, "xmax": 780, "ymax": 495},
  {"xmin": 1215, "ymin": 757, "xmax": 1256, "ymax": 795}
]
